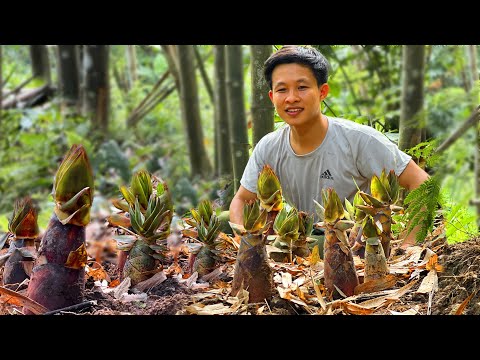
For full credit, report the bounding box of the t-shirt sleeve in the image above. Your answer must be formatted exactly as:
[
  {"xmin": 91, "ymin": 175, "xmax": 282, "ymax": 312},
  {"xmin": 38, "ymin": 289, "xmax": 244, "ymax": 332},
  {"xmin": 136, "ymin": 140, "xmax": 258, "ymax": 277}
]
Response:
[
  {"xmin": 356, "ymin": 130, "xmax": 411, "ymax": 179},
  {"xmin": 240, "ymin": 138, "xmax": 266, "ymax": 194}
]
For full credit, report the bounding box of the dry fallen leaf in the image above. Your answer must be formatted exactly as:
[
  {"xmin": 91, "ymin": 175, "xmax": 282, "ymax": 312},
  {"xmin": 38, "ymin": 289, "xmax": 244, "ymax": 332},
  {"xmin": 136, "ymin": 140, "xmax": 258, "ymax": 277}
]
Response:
[
  {"xmin": 357, "ymin": 279, "xmax": 418, "ymax": 309},
  {"xmin": 416, "ymin": 270, "xmax": 438, "ymax": 294},
  {"xmin": 354, "ymin": 274, "xmax": 397, "ymax": 295},
  {"xmin": 0, "ymin": 286, "xmax": 48, "ymax": 315},
  {"xmin": 65, "ymin": 243, "xmax": 88, "ymax": 269},
  {"xmin": 454, "ymin": 291, "xmax": 477, "ymax": 315},
  {"xmin": 86, "ymin": 265, "xmax": 110, "ymax": 281},
  {"xmin": 425, "ymin": 254, "xmax": 444, "ymax": 273},
  {"xmin": 340, "ymin": 302, "xmax": 375, "ymax": 315},
  {"xmin": 388, "ymin": 306, "xmax": 419, "ymax": 315}
]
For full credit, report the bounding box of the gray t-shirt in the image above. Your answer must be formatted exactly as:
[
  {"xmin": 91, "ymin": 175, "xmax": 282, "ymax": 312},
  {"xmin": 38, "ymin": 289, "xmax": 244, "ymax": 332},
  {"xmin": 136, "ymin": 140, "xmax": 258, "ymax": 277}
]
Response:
[{"xmin": 240, "ymin": 116, "xmax": 411, "ymax": 218}]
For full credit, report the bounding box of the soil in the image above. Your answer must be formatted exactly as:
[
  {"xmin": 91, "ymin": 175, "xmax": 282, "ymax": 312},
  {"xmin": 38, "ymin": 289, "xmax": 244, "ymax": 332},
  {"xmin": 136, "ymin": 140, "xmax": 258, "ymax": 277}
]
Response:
[{"xmin": 1, "ymin": 215, "xmax": 479, "ymax": 316}]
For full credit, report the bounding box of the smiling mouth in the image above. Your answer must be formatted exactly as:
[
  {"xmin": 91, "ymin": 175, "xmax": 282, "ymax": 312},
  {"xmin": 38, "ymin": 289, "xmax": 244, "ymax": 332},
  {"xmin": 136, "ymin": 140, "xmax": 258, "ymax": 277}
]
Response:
[{"xmin": 285, "ymin": 108, "xmax": 303, "ymax": 114}]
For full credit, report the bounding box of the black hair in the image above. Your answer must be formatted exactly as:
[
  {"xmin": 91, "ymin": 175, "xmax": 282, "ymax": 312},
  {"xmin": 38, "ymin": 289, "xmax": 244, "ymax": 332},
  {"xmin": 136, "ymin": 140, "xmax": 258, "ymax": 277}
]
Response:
[{"xmin": 264, "ymin": 45, "xmax": 329, "ymax": 90}]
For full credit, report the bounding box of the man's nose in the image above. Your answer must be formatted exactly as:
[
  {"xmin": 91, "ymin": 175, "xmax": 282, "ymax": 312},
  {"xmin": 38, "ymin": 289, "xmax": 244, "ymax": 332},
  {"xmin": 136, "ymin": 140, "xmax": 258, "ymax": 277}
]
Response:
[{"xmin": 285, "ymin": 90, "xmax": 300, "ymax": 102}]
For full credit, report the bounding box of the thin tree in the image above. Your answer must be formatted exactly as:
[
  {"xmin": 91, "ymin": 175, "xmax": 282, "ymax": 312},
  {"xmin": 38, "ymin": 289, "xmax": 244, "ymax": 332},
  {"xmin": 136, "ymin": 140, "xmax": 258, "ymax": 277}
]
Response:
[
  {"xmin": 125, "ymin": 45, "xmax": 138, "ymax": 90},
  {"xmin": 213, "ymin": 45, "xmax": 232, "ymax": 177},
  {"xmin": 82, "ymin": 45, "xmax": 110, "ymax": 143},
  {"xmin": 225, "ymin": 45, "xmax": 249, "ymax": 193},
  {"xmin": 398, "ymin": 45, "xmax": 426, "ymax": 154},
  {"xmin": 0, "ymin": 45, "xmax": 2, "ymax": 127},
  {"xmin": 176, "ymin": 45, "xmax": 213, "ymax": 179},
  {"xmin": 467, "ymin": 45, "xmax": 480, "ymax": 227},
  {"xmin": 250, "ymin": 45, "xmax": 274, "ymax": 147},
  {"xmin": 57, "ymin": 45, "xmax": 81, "ymax": 111},
  {"xmin": 29, "ymin": 45, "xmax": 51, "ymax": 85},
  {"xmin": 194, "ymin": 46, "xmax": 214, "ymax": 104}
]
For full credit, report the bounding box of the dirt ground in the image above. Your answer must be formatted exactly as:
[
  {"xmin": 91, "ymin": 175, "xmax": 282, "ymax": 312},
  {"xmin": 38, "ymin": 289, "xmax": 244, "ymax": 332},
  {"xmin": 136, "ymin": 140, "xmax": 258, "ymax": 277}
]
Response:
[{"xmin": 1, "ymin": 214, "xmax": 478, "ymax": 316}]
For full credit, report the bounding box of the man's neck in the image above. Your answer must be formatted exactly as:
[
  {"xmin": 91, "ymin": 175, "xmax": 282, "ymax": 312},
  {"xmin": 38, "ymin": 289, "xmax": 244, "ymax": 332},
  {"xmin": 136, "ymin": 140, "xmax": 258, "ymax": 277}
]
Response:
[{"xmin": 289, "ymin": 114, "xmax": 329, "ymax": 155}]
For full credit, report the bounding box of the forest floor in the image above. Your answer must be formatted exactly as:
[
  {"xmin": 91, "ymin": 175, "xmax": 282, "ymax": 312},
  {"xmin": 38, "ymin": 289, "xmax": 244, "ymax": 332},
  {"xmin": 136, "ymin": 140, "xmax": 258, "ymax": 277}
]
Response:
[{"xmin": 1, "ymin": 206, "xmax": 479, "ymax": 316}]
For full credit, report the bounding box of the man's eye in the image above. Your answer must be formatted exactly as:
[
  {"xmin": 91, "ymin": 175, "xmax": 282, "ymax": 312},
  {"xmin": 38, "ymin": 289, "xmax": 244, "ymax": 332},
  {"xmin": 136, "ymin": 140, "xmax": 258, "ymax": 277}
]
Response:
[
  {"xmin": 276, "ymin": 89, "xmax": 286, "ymax": 93},
  {"xmin": 299, "ymin": 86, "xmax": 308, "ymax": 90}
]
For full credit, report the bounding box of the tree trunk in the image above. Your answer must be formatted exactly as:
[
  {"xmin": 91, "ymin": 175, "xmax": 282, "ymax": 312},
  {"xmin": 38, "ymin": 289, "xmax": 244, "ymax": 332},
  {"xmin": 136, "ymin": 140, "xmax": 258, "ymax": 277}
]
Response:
[
  {"xmin": 29, "ymin": 45, "xmax": 51, "ymax": 85},
  {"xmin": 194, "ymin": 46, "xmax": 214, "ymax": 104},
  {"xmin": 176, "ymin": 45, "xmax": 213, "ymax": 179},
  {"xmin": 213, "ymin": 45, "xmax": 232, "ymax": 178},
  {"xmin": 468, "ymin": 45, "xmax": 480, "ymax": 228},
  {"xmin": 83, "ymin": 45, "xmax": 110, "ymax": 142},
  {"xmin": 0, "ymin": 45, "xmax": 3, "ymax": 127},
  {"xmin": 57, "ymin": 45, "xmax": 81, "ymax": 110},
  {"xmin": 125, "ymin": 45, "xmax": 138, "ymax": 90},
  {"xmin": 226, "ymin": 45, "xmax": 249, "ymax": 193},
  {"xmin": 398, "ymin": 45, "xmax": 426, "ymax": 153},
  {"xmin": 250, "ymin": 45, "xmax": 274, "ymax": 148}
]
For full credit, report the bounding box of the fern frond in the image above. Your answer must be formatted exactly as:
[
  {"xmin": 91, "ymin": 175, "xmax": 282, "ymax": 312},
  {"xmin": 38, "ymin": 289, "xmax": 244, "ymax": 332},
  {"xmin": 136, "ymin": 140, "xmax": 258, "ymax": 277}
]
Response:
[
  {"xmin": 403, "ymin": 176, "xmax": 443, "ymax": 242},
  {"xmin": 406, "ymin": 139, "xmax": 441, "ymax": 168}
]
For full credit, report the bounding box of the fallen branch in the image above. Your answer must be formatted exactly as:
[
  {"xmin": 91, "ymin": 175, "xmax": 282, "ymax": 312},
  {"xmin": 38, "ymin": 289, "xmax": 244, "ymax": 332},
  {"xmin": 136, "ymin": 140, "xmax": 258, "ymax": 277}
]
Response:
[
  {"xmin": 2, "ymin": 84, "xmax": 54, "ymax": 109},
  {"xmin": 43, "ymin": 300, "xmax": 97, "ymax": 315}
]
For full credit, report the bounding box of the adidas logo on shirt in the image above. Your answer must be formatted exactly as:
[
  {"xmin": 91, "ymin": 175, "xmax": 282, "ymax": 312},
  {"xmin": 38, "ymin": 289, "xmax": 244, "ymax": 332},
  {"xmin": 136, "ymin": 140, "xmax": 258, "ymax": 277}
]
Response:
[{"xmin": 320, "ymin": 169, "xmax": 334, "ymax": 180}]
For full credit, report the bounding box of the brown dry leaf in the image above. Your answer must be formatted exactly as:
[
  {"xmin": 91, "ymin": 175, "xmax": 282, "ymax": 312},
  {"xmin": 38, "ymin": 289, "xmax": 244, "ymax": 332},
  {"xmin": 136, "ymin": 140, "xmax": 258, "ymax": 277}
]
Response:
[
  {"xmin": 310, "ymin": 268, "xmax": 326, "ymax": 310},
  {"xmin": 185, "ymin": 303, "xmax": 233, "ymax": 315},
  {"xmin": 86, "ymin": 266, "xmax": 110, "ymax": 281},
  {"xmin": 108, "ymin": 279, "xmax": 120, "ymax": 288},
  {"xmin": 416, "ymin": 270, "xmax": 438, "ymax": 294},
  {"xmin": 106, "ymin": 213, "xmax": 131, "ymax": 228},
  {"xmin": 165, "ymin": 262, "xmax": 182, "ymax": 276},
  {"xmin": 277, "ymin": 285, "xmax": 292, "ymax": 300},
  {"xmin": 0, "ymin": 292, "xmax": 23, "ymax": 307},
  {"xmin": 181, "ymin": 229, "xmax": 198, "ymax": 238},
  {"xmin": 65, "ymin": 243, "xmax": 88, "ymax": 269},
  {"xmin": 357, "ymin": 279, "xmax": 418, "ymax": 309},
  {"xmin": 295, "ymin": 256, "xmax": 305, "ymax": 265},
  {"xmin": 217, "ymin": 232, "xmax": 239, "ymax": 250},
  {"xmin": 340, "ymin": 302, "xmax": 375, "ymax": 315},
  {"xmin": 288, "ymin": 295, "xmax": 309, "ymax": 307},
  {"xmin": 354, "ymin": 274, "xmax": 397, "ymax": 295},
  {"xmin": 0, "ymin": 286, "xmax": 48, "ymax": 315},
  {"xmin": 455, "ymin": 292, "xmax": 476, "ymax": 315},
  {"xmin": 425, "ymin": 254, "xmax": 444, "ymax": 272},
  {"xmin": 296, "ymin": 287, "xmax": 308, "ymax": 303}
]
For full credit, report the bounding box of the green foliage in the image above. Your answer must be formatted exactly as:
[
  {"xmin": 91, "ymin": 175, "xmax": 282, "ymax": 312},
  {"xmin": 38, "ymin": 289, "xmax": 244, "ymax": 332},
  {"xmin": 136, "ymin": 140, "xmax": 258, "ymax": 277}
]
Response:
[
  {"xmin": 91, "ymin": 140, "xmax": 131, "ymax": 197},
  {"xmin": 403, "ymin": 176, "xmax": 443, "ymax": 243},
  {"xmin": 405, "ymin": 139, "xmax": 440, "ymax": 168},
  {"xmin": 443, "ymin": 201, "xmax": 478, "ymax": 243}
]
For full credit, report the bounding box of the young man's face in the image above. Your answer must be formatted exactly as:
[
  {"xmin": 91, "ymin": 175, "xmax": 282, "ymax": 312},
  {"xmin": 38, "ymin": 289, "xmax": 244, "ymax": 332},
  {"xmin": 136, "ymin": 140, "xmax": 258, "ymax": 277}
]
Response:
[{"xmin": 268, "ymin": 63, "xmax": 329, "ymax": 128}]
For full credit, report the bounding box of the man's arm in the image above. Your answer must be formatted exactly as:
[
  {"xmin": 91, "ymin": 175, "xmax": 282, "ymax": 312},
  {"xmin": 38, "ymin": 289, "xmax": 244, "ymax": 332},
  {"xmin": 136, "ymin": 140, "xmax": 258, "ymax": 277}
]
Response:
[
  {"xmin": 229, "ymin": 185, "xmax": 258, "ymax": 226},
  {"xmin": 398, "ymin": 159, "xmax": 429, "ymax": 191},
  {"xmin": 397, "ymin": 159, "xmax": 430, "ymax": 248}
]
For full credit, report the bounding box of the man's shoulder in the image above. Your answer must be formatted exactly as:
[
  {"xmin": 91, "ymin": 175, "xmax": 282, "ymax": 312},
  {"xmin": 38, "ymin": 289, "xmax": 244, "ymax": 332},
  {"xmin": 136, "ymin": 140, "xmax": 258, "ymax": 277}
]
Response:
[
  {"xmin": 329, "ymin": 117, "xmax": 383, "ymax": 138},
  {"xmin": 257, "ymin": 126, "xmax": 288, "ymax": 146}
]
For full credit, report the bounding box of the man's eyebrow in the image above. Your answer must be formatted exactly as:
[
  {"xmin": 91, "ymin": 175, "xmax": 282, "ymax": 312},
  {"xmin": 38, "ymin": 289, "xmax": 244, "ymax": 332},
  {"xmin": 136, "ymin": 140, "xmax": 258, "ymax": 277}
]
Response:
[{"xmin": 273, "ymin": 78, "xmax": 310, "ymax": 87}]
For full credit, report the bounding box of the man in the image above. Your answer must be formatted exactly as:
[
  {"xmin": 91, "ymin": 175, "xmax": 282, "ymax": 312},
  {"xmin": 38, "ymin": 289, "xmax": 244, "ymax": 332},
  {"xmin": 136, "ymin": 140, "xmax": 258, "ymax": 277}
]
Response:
[{"xmin": 229, "ymin": 45, "xmax": 429, "ymax": 249}]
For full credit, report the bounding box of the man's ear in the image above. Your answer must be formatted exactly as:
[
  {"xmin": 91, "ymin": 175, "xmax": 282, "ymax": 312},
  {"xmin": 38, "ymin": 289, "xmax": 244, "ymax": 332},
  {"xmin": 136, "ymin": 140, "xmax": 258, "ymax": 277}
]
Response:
[
  {"xmin": 320, "ymin": 83, "xmax": 329, "ymax": 100},
  {"xmin": 268, "ymin": 90, "xmax": 273, "ymax": 102}
]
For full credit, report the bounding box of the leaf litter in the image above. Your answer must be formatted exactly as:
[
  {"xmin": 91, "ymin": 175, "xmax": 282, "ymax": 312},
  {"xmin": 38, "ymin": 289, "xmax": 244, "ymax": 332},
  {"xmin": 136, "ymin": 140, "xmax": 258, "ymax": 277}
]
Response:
[{"xmin": 1, "ymin": 213, "xmax": 479, "ymax": 316}]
